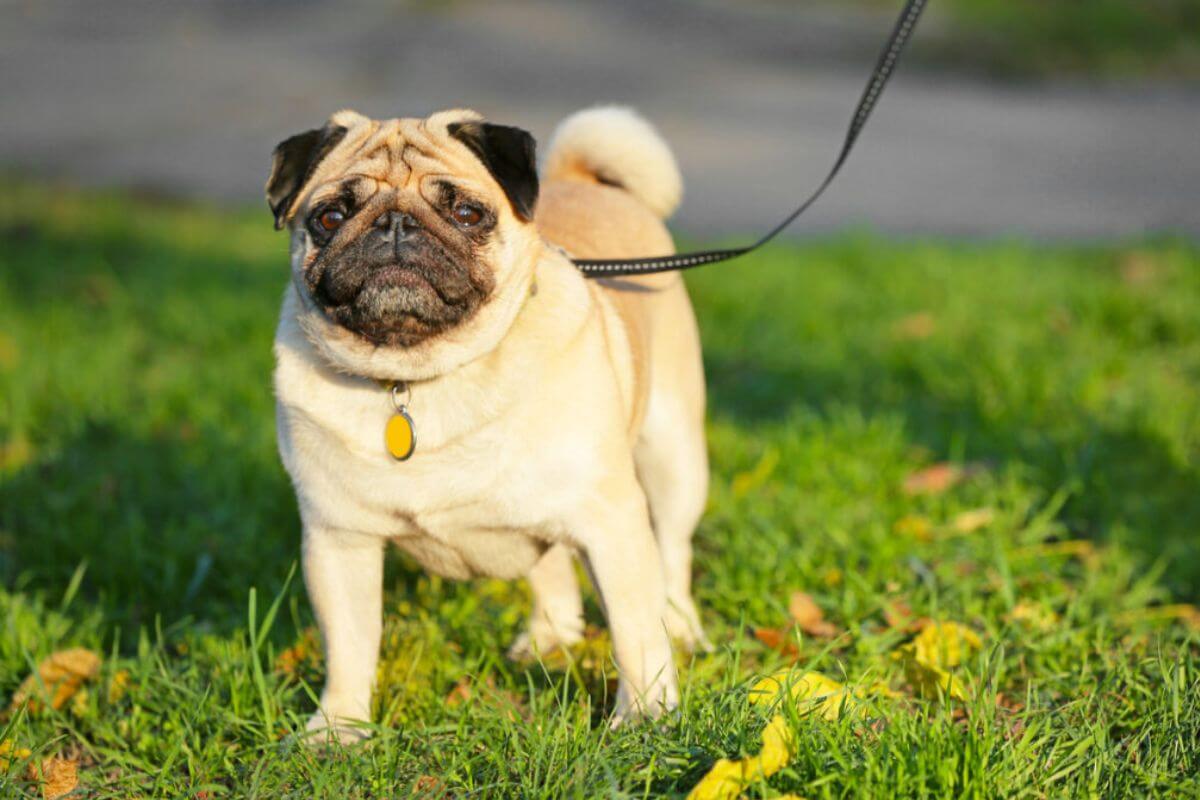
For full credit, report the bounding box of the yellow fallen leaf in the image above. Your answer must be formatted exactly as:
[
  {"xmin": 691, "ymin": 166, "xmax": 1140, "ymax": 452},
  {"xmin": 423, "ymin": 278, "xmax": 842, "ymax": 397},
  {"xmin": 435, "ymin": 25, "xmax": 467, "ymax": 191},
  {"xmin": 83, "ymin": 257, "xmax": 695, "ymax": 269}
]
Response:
[
  {"xmin": 1011, "ymin": 540, "xmax": 1096, "ymax": 561},
  {"xmin": 1007, "ymin": 601, "xmax": 1059, "ymax": 632},
  {"xmin": 0, "ymin": 435, "xmax": 34, "ymax": 473},
  {"xmin": 1115, "ymin": 604, "xmax": 1200, "ymax": 631},
  {"xmin": 892, "ymin": 623, "xmax": 981, "ymax": 702},
  {"xmin": 0, "ymin": 332, "xmax": 17, "ymax": 369},
  {"xmin": 8, "ymin": 649, "xmax": 101, "ymax": 714},
  {"xmin": 691, "ymin": 670, "xmax": 893, "ymax": 799},
  {"xmin": 37, "ymin": 755, "xmax": 78, "ymax": 800},
  {"xmin": 903, "ymin": 658, "xmax": 970, "ymax": 701},
  {"xmin": 909, "ymin": 622, "xmax": 981, "ymax": 668},
  {"xmin": 822, "ymin": 567, "xmax": 843, "ymax": 588},
  {"xmin": 0, "ymin": 739, "xmax": 33, "ymax": 770},
  {"xmin": 687, "ymin": 715, "xmax": 793, "ymax": 800},
  {"xmin": 69, "ymin": 687, "xmax": 89, "ymax": 718},
  {"xmin": 893, "ymin": 515, "xmax": 933, "ymax": 542},
  {"xmin": 690, "ymin": 668, "xmax": 897, "ymax": 799},
  {"xmin": 952, "ymin": 507, "xmax": 995, "ymax": 534},
  {"xmin": 106, "ymin": 670, "xmax": 131, "ymax": 704},
  {"xmin": 731, "ymin": 448, "xmax": 780, "ymax": 498},
  {"xmin": 749, "ymin": 670, "xmax": 861, "ymax": 721}
]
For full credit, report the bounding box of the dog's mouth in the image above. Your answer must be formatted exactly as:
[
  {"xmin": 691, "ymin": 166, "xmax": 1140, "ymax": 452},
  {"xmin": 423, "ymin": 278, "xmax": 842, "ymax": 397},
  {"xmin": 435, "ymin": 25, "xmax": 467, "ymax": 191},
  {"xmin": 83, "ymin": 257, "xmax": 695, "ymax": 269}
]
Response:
[
  {"xmin": 309, "ymin": 253, "xmax": 493, "ymax": 347},
  {"xmin": 369, "ymin": 263, "xmax": 431, "ymax": 290}
]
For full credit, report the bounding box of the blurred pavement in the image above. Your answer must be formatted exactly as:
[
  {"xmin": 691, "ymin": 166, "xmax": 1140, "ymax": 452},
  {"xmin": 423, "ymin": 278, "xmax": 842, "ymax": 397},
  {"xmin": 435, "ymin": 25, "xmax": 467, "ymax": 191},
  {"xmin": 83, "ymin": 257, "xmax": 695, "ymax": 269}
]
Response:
[{"xmin": 3, "ymin": 0, "xmax": 1198, "ymax": 238}]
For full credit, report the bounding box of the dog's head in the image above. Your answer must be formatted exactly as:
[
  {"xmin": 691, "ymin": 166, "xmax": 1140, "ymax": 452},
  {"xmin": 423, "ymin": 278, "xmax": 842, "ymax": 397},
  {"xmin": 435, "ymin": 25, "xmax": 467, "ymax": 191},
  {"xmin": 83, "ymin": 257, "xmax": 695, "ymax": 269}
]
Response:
[{"xmin": 266, "ymin": 109, "xmax": 543, "ymax": 379}]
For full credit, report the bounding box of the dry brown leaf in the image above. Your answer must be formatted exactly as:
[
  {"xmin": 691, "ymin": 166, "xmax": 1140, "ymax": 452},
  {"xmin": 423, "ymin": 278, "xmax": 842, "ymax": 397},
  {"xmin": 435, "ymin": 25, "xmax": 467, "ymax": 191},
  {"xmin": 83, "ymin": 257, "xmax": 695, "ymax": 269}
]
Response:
[
  {"xmin": 445, "ymin": 677, "xmax": 473, "ymax": 707},
  {"xmin": 787, "ymin": 592, "xmax": 839, "ymax": 638},
  {"xmin": 274, "ymin": 627, "xmax": 320, "ymax": 678},
  {"xmin": 36, "ymin": 755, "xmax": 78, "ymax": 800},
  {"xmin": 952, "ymin": 507, "xmax": 995, "ymax": 534},
  {"xmin": 1119, "ymin": 251, "xmax": 1161, "ymax": 286},
  {"xmin": 892, "ymin": 311, "xmax": 937, "ymax": 340},
  {"xmin": 414, "ymin": 774, "xmax": 447, "ymax": 797},
  {"xmin": 8, "ymin": 649, "xmax": 101, "ymax": 715},
  {"xmin": 996, "ymin": 692, "xmax": 1025, "ymax": 713},
  {"xmin": 751, "ymin": 627, "xmax": 798, "ymax": 657},
  {"xmin": 881, "ymin": 600, "xmax": 932, "ymax": 633},
  {"xmin": 902, "ymin": 462, "xmax": 986, "ymax": 496},
  {"xmin": 882, "ymin": 599, "xmax": 913, "ymax": 630}
]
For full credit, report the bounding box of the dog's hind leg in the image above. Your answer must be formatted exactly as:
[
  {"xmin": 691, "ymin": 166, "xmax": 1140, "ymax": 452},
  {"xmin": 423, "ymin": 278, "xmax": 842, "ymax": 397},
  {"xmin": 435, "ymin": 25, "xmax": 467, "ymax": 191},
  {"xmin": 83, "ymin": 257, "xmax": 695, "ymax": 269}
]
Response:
[
  {"xmin": 634, "ymin": 387, "xmax": 711, "ymax": 653},
  {"xmin": 638, "ymin": 352, "xmax": 710, "ymax": 652},
  {"xmin": 508, "ymin": 543, "xmax": 585, "ymax": 660}
]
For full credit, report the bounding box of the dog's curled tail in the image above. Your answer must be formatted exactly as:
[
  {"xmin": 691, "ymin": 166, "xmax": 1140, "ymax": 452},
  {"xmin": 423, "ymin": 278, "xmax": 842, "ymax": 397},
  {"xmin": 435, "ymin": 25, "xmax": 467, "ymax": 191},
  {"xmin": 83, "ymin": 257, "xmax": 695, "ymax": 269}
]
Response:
[{"xmin": 543, "ymin": 106, "xmax": 682, "ymax": 220}]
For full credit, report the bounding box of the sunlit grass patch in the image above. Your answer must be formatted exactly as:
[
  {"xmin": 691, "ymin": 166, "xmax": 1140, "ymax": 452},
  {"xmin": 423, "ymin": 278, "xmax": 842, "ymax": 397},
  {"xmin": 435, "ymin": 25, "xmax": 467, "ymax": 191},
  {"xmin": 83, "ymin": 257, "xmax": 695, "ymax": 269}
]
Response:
[{"xmin": 1, "ymin": 184, "xmax": 1198, "ymax": 797}]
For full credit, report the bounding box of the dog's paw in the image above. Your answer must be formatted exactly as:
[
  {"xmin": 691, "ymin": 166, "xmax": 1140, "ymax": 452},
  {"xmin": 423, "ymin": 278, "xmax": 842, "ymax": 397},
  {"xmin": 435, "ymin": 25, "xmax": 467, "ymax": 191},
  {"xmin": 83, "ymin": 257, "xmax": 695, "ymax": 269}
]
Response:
[
  {"xmin": 302, "ymin": 709, "xmax": 372, "ymax": 747},
  {"xmin": 610, "ymin": 677, "xmax": 680, "ymax": 728},
  {"xmin": 664, "ymin": 599, "xmax": 713, "ymax": 653},
  {"xmin": 507, "ymin": 617, "xmax": 584, "ymax": 662}
]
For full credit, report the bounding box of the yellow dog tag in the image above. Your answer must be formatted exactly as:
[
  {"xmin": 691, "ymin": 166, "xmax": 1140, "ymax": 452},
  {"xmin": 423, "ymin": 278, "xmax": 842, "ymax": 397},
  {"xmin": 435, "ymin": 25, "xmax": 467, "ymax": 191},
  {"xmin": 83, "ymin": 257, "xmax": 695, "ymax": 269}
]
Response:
[
  {"xmin": 382, "ymin": 381, "xmax": 416, "ymax": 461},
  {"xmin": 385, "ymin": 409, "xmax": 416, "ymax": 461}
]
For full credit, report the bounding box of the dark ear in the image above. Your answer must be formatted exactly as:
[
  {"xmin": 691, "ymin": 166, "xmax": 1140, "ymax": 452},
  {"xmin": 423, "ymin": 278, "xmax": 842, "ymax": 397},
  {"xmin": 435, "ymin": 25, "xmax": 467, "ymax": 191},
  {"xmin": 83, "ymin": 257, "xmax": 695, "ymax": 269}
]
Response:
[
  {"xmin": 447, "ymin": 121, "xmax": 538, "ymax": 221},
  {"xmin": 265, "ymin": 124, "xmax": 348, "ymax": 230}
]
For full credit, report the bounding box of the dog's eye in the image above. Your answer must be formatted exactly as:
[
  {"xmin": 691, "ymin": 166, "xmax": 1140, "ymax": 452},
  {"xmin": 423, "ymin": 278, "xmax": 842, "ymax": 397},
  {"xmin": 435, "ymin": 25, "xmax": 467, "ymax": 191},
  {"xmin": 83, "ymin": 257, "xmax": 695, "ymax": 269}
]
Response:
[
  {"xmin": 318, "ymin": 209, "xmax": 346, "ymax": 231},
  {"xmin": 451, "ymin": 203, "xmax": 483, "ymax": 228}
]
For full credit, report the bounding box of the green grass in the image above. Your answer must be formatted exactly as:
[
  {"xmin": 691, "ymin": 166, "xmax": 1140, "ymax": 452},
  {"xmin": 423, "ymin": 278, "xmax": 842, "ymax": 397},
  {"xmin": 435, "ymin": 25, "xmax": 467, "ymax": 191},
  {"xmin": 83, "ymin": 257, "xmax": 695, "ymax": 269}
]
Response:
[
  {"xmin": 1, "ymin": 182, "xmax": 1199, "ymax": 797},
  {"xmin": 868, "ymin": 0, "xmax": 1200, "ymax": 79}
]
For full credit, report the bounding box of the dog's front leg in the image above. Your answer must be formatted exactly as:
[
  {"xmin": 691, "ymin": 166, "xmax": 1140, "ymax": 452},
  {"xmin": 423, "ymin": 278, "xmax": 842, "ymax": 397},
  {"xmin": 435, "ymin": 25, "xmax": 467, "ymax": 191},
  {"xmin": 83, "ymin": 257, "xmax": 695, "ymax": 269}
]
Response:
[
  {"xmin": 578, "ymin": 493, "xmax": 679, "ymax": 724},
  {"xmin": 301, "ymin": 526, "xmax": 384, "ymax": 743}
]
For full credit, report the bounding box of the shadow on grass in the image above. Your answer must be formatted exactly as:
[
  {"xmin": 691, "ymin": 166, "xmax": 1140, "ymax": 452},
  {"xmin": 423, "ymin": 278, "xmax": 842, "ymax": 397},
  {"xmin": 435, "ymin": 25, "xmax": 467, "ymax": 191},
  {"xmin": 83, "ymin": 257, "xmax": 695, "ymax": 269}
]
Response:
[
  {"xmin": 0, "ymin": 418, "xmax": 458, "ymax": 650},
  {"xmin": 0, "ymin": 421, "xmax": 294, "ymax": 634}
]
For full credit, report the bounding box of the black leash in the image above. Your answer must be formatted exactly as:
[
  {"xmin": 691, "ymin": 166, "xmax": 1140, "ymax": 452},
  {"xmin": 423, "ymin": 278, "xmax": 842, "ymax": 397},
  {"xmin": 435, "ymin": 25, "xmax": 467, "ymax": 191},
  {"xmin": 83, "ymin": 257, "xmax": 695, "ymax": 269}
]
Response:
[{"xmin": 572, "ymin": 0, "xmax": 928, "ymax": 278}]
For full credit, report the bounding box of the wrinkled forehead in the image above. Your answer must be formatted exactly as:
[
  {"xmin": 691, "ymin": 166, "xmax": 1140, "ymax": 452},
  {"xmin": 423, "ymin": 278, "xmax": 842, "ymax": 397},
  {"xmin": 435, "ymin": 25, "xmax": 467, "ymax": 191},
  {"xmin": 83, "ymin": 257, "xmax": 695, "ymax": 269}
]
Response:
[{"xmin": 304, "ymin": 112, "xmax": 489, "ymax": 202}]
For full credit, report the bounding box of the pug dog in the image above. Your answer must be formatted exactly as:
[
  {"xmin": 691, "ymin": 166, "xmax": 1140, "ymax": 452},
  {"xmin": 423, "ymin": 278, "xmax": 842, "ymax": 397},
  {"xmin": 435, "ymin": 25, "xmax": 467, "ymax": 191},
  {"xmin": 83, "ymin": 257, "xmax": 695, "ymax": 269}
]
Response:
[{"xmin": 267, "ymin": 106, "xmax": 709, "ymax": 741}]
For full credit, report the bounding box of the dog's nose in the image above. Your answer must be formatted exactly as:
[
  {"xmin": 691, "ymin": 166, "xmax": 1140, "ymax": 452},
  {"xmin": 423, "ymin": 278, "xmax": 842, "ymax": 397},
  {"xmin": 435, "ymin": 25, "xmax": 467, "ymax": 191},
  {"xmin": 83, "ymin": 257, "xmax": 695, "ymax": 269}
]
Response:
[
  {"xmin": 373, "ymin": 211, "xmax": 420, "ymax": 235},
  {"xmin": 372, "ymin": 211, "xmax": 421, "ymax": 258}
]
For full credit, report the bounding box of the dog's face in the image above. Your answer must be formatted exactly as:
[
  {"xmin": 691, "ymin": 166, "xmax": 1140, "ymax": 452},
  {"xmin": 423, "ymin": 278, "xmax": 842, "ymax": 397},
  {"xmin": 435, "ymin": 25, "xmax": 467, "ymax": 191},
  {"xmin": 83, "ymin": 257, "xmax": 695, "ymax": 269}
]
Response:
[{"xmin": 267, "ymin": 109, "xmax": 543, "ymax": 378}]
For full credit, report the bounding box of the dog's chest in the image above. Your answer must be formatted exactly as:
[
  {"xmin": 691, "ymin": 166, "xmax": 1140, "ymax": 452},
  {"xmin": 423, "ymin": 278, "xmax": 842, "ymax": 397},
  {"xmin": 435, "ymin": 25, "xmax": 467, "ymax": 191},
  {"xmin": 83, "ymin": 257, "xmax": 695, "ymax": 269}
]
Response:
[{"xmin": 276, "ymin": 375, "xmax": 585, "ymax": 581}]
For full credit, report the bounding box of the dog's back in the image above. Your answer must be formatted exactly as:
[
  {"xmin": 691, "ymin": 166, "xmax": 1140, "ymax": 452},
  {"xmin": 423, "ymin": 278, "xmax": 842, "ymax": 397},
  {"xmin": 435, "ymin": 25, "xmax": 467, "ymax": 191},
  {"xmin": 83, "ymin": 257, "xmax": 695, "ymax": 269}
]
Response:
[
  {"xmin": 536, "ymin": 106, "xmax": 710, "ymax": 651},
  {"xmin": 535, "ymin": 107, "xmax": 702, "ymax": 438}
]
